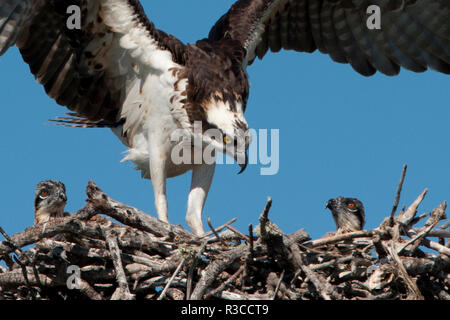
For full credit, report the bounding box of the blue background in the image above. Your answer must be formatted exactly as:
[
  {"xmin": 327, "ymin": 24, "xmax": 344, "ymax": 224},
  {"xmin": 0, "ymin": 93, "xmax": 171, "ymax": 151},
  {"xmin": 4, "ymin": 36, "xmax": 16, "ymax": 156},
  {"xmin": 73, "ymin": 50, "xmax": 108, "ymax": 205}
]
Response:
[{"xmin": 0, "ymin": 1, "xmax": 448, "ymax": 241}]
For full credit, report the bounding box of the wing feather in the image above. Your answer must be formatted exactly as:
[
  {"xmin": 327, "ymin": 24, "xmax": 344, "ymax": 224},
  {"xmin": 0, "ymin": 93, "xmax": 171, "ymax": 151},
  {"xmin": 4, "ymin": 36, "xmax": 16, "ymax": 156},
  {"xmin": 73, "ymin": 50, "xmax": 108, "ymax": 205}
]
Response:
[
  {"xmin": 307, "ymin": 0, "xmax": 326, "ymax": 54},
  {"xmin": 338, "ymin": 6, "xmax": 376, "ymax": 75},
  {"xmin": 321, "ymin": 3, "xmax": 348, "ymax": 63},
  {"xmin": 0, "ymin": 0, "xmax": 35, "ymax": 55},
  {"xmin": 209, "ymin": 0, "xmax": 450, "ymax": 75},
  {"xmin": 0, "ymin": 0, "xmax": 186, "ymax": 122}
]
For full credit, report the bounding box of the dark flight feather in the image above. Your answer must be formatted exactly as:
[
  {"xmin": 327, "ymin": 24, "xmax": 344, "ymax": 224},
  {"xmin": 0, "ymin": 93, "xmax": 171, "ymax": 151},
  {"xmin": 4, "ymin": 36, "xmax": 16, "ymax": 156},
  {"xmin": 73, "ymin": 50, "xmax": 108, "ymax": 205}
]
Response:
[{"xmin": 209, "ymin": 0, "xmax": 450, "ymax": 75}]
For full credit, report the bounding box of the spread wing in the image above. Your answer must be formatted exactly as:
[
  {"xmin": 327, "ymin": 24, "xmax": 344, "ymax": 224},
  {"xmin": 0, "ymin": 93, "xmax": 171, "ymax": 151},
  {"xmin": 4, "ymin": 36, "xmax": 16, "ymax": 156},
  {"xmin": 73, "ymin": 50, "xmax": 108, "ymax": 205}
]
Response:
[
  {"xmin": 0, "ymin": 0, "xmax": 186, "ymax": 122},
  {"xmin": 209, "ymin": 0, "xmax": 450, "ymax": 76}
]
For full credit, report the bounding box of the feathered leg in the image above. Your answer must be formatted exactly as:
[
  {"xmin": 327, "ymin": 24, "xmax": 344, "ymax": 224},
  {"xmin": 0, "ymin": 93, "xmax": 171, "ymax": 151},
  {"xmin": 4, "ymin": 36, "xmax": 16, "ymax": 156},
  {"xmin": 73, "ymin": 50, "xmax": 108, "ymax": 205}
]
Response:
[
  {"xmin": 186, "ymin": 162, "xmax": 216, "ymax": 236},
  {"xmin": 148, "ymin": 136, "xmax": 169, "ymax": 224}
]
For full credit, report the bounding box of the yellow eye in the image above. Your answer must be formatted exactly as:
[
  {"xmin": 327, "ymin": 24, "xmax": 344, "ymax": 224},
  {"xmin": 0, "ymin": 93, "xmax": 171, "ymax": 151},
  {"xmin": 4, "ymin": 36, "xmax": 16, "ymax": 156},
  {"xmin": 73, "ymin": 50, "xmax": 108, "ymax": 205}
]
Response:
[
  {"xmin": 347, "ymin": 202, "xmax": 355, "ymax": 209},
  {"xmin": 223, "ymin": 136, "xmax": 232, "ymax": 144}
]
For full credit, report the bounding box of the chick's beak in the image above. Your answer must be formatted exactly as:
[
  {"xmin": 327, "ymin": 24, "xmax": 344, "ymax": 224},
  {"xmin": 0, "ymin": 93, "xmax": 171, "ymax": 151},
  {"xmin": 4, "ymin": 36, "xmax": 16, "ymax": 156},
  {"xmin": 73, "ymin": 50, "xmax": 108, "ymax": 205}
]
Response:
[{"xmin": 59, "ymin": 192, "xmax": 67, "ymax": 202}]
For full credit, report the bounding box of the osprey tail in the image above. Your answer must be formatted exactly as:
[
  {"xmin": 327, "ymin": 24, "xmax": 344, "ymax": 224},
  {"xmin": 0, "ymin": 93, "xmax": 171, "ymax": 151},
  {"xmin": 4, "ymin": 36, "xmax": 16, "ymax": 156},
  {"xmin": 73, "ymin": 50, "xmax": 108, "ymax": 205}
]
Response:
[{"xmin": 49, "ymin": 113, "xmax": 125, "ymax": 129}]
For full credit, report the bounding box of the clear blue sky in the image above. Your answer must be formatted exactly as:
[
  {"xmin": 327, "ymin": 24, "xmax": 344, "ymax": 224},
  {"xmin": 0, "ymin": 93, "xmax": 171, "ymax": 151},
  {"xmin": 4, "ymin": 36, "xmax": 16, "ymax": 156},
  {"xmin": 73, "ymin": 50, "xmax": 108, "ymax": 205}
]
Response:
[{"xmin": 0, "ymin": 1, "xmax": 449, "ymax": 241}]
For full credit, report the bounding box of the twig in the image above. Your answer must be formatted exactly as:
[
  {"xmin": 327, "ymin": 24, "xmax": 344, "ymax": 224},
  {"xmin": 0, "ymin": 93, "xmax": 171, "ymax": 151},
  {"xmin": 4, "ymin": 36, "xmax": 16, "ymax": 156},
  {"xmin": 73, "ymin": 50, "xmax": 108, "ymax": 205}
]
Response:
[
  {"xmin": 135, "ymin": 276, "xmax": 187, "ymax": 292},
  {"xmin": 385, "ymin": 242, "xmax": 424, "ymax": 300},
  {"xmin": 0, "ymin": 268, "xmax": 56, "ymax": 288},
  {"xmin": 248, "ymin": 224, "xmax": 254, "ymax": 258},
  {"xmin": 78, "ymin": 279, "xmax": 103, "ymax": 300},
  {"xmin": 390, "ymin": 164, "xmax": 407, "ymax": 224},
  {"xmin": 307, "ymin": 230, "xmax": 386, "ymax": 248},
  {"xmin": 287, "ymin": 241, "xmax": 337, "ymax": 300},
  {"xmin": 13, "ymin": 256, "xmax": 36, "ymax": 300},
  {"xmin": 205, "ymin": 264, "xmax": 245, "ymax": 299},
  {"xmin": 104, "ymin": 228, "xmax": 134, "ymax": 300},
  {"xmin": 186, "ymin": 240, "xmax": 208, "ymax": 300},
  {"xmin": 80, "ymin": 181, "xmax": 194, "ymax": 242},
  {"xmin": 397, "ymin": 202, "xmax": 446, "ymax": 254},
  {"xmin": 217, "ymin": 290, "xmax": 270, "ymax": 300},
  {"xmin": 272, "ymin": 269, "xmax": 285, "ymax": 300},
  {"xmin": 0, "ymin": 217, "xmax": 170, "ymax": 257},
  {"xmin": 397, "ymin": 189, "xmax": 428, "ymax": 226},
  {"xmin": 418, "ymin": 237, "xmax": 450, "ymax": 257},
  {"xmin": 207, "ymin": 217, "xmax": 227, "ymax": 247},
  {"xmin": 285, "ymin": 229, "xmax": 311, "ymax": 245},
  {"xmin": 190, "ymin": 246, "xmax": 246, "ymax": 300},
  {"xmin": 259, "ymin": 197, "xmax": 273, "ymax": 241},
  {"xmin": 372, "ymin": 234, "xmax": 388, "ymax": 259},
  {"xmin": 309, "ymin": 255, "xmax": 354, "ymax": 271},
  {"xmin": 420, "ymin": 229, "xmax": 450, "ymax": 238},
  {"xmin": 440, "ymin": 220, "xmax": 450, "ymax": 230},
  {"xmin": 199, "ymin": 218, "xmax": 237, "ymax": 239},
  {"xmin": 158, "ymin": 258, "xmax": 186, "ymax": 300},
  {"xmin": 226, "ymin": 225, "xmax": 250, "ymax": 242},
  {"xmin": 0, "ymin": 226, "xmax": 39, "ymax": 299}
]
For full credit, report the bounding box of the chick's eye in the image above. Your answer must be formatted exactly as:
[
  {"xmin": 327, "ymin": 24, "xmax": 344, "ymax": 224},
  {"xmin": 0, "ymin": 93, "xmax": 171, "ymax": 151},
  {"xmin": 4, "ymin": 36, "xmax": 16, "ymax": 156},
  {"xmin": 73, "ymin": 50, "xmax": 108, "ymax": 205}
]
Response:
[
  {"xmin": 347, "ymin": 202, "xmax": 355, "ymax": 209},
  {"xmin": 223, "ymin": 136, "xmax": 232, "ymax": 144},
  {"xmin": 39, "ymin": 191, "xmax": 49, "ymax": 199}
]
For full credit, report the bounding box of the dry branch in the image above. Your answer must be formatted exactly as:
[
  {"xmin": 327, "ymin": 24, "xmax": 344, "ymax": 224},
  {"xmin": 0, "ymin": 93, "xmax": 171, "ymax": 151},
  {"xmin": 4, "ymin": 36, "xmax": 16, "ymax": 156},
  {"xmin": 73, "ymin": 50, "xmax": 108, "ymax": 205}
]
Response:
[
  {"xmin": 390, "ymin": 164, "xmax": 407, "ymax": 223},
  {"xmin": 104, "ymin": 227, "xmax": 134, "ymax": 300}
]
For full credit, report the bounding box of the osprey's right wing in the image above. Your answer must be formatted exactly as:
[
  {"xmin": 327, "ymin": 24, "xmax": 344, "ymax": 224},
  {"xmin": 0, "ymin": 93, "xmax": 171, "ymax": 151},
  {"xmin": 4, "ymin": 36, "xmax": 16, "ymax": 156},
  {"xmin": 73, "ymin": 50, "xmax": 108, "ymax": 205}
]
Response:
[{"xmin": 0, "ymin": 0, "xmax": 186, "ymax": 127}]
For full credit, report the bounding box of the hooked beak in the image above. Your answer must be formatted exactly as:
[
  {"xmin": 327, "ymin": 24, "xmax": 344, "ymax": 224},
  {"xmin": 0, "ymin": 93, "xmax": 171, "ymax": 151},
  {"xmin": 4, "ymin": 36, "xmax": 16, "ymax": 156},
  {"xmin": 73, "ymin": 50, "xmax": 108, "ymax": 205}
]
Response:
[
  {"xmin": 237, "ymin": 151, "xmax": 248, "ymax": 174},
  {"xmin": 58, "ymin": 192, "xmax": 67, "ymax": 202}
]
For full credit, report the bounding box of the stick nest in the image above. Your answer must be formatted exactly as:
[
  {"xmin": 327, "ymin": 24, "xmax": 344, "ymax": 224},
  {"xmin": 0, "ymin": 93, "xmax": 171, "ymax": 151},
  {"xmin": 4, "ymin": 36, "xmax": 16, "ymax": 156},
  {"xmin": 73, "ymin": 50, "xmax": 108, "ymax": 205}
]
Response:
[{"xmin": 1, "ymin": 176, "xmax": 449, "ymax": 300}]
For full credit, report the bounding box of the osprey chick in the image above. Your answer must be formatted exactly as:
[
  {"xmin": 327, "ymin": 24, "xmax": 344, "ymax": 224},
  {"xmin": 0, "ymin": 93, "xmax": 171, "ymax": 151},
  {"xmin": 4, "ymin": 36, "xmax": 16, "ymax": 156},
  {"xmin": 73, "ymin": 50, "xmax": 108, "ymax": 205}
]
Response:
[
  {"xmin": 326, "ymin": 197, "xmax": 365, "ymax": 233},
  {"xmin": 34, "ymin": 180, "xmax": 68, "ymax": 225}
]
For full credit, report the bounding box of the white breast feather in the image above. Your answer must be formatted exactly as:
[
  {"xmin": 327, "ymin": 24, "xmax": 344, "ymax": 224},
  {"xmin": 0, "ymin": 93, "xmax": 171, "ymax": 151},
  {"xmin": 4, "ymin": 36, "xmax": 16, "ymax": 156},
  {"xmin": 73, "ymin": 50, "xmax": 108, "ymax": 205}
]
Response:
[{"xmin": 74, "ymin": 0, "xmax": 193, "ymax": 179}]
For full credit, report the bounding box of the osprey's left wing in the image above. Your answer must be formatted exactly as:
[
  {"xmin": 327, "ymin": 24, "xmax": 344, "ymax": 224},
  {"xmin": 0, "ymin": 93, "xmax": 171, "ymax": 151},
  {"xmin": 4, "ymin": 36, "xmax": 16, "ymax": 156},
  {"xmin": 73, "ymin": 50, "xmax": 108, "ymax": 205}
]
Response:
[
  {"xmin": 0, "ymin": 0, "xmax": 186, "ymax": 126},
  {"xmin": 209, "ymin": 0, "xmax": 450, "ymax": 76}
]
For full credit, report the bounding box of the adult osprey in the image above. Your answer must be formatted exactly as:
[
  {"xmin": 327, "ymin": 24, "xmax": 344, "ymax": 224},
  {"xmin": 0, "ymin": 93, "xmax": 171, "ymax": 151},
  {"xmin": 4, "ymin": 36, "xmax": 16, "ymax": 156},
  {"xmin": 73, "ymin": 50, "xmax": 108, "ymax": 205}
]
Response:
[{"xmin": 1, "ymin": 0, "xmax": 449, "ymax": 235}]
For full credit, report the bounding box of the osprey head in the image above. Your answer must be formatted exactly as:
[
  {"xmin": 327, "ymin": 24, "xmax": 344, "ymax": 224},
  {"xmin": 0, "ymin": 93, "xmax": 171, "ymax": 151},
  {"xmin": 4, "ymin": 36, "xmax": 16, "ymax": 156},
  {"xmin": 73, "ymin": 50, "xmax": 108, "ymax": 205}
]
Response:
[
  {"xmin": 34, "ymin": 180, "xmax": 67, "ymax": 224},
  {"xmin": 176, "ymin": 93, "xmax": 251, "ymax": 172},
  {"xmin": 202, "ymin": 95, "xmax": 251, "ymax": 173},
  {"xmin": 325, "ymin": 197, "xmax": 365, "ymax": 233}
]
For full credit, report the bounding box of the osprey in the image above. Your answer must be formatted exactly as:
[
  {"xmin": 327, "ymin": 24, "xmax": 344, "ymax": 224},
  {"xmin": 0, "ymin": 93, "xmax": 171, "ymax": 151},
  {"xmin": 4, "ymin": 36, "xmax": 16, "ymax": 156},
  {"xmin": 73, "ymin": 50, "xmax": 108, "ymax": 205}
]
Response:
[
  {"xmin": 34, "ymin": 180, "xmax": 68, "ymax": 225},
  {"xmin": 1, "ymin": 0, "xmax": 449, "ymax": 236},
  {"xmin": 326, "ymin": 197, "xmax": 365, "ymax": 233}
]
